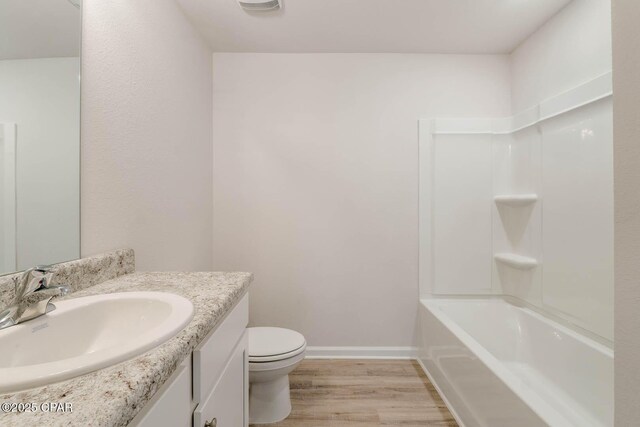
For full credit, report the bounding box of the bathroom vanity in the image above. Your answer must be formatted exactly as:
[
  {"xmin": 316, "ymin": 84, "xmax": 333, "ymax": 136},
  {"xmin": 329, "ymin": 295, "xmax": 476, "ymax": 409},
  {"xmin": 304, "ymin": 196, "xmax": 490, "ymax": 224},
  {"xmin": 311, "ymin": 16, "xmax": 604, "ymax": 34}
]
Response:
[
  {"xmin": 0, "ymin": 250, "xmax": 252, "ymax": 427},
  {"xmin": 132, "ymin": 294, "xmax": 249, "ymax": 427}
]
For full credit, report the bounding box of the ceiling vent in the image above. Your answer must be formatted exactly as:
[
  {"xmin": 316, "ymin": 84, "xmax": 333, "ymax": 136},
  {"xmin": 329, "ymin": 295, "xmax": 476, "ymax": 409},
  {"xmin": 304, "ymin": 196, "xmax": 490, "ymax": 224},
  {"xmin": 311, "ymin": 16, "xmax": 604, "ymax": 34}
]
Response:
[{"xmin": 237, "ymin": 0, "xmax": 281, "ymax": 11}]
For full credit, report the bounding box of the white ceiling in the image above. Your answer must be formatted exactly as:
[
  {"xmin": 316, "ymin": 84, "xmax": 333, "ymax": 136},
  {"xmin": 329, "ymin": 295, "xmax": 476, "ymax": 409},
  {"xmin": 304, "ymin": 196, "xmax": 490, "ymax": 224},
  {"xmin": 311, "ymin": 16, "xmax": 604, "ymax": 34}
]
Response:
[
  {"xmin": 177, "ymin": 0, "xmax": 573, "ymax": 54},
  {"xmin": 0, "ymin": 0, "xmax": 81, "ymax": 60}
]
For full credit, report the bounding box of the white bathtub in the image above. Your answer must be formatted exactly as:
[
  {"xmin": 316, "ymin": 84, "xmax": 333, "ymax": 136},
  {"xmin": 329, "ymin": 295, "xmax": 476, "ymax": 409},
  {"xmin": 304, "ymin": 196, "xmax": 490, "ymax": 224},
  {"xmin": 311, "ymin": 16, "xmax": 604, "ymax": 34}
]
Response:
[{"xmin": 418, "ymin": 298, "xmax": 613, "ymax": 427}]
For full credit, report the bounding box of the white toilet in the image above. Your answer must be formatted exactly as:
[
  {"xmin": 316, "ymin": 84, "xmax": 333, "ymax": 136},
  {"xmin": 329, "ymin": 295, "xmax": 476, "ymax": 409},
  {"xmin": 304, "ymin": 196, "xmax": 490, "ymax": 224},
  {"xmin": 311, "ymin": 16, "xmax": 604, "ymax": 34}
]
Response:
[{"xmin": 248, "ymin": 327, "xmax": 307, "ymax": 424}]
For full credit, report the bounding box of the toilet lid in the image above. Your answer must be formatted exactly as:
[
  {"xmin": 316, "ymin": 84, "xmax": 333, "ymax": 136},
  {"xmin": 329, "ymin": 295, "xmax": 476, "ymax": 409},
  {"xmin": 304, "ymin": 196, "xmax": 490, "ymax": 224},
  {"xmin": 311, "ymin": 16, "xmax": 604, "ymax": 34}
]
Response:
[{"xmin": 248, "ymin": 327, "xmax": 306, "ymax": 359}]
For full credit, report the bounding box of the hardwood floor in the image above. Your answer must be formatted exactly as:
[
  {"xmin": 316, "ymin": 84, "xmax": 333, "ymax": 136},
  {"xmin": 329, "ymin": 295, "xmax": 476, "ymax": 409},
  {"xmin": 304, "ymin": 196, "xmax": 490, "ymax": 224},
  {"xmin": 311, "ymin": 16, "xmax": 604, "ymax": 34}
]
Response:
[{"xmin": 250, "ymin": 359, "xmax": 458, "ymax": 427}]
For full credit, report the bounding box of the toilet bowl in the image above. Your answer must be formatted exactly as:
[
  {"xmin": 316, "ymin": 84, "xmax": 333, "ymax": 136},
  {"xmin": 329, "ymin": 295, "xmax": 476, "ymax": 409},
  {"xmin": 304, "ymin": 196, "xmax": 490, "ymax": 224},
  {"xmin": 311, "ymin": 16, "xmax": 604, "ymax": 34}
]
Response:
[{"xmin": 248, "ymin": 327, "xmax": 306, "ymax": 424}]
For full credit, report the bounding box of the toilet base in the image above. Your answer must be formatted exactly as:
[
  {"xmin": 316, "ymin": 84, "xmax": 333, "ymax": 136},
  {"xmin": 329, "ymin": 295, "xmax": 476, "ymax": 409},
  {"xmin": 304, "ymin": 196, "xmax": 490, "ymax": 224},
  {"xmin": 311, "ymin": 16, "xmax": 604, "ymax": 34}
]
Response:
[{"xmin": 249, "ymin": 374, "xmax": 292, "ymax": 424}]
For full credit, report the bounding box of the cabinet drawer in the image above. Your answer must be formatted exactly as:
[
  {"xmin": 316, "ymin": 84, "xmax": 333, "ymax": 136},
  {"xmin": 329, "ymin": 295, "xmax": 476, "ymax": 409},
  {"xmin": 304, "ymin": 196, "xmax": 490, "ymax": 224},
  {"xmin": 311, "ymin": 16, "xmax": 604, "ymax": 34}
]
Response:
[
  {"xmin": 194, "ymin": 332, "xmax": 248, "ymax": 427},
  {"xmin": 130, "ymin": 357, "xmax": 192, "ymax": 427},
  {"xmin": 194, "ymin": 293, "xmax": 248, "ymax": 403}
]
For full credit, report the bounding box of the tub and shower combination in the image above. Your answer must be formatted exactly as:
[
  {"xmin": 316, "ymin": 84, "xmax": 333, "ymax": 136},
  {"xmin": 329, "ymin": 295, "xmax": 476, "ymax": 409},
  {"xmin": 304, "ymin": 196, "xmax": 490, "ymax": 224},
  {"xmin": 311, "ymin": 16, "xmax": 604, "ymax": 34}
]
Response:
[
  {"xmin": 418, "ymin": 298, "xmax": 613, "ymax": 427},
  {"xmin": 418, "ymin": 74, "xmax": 614, "ymax": 426}
]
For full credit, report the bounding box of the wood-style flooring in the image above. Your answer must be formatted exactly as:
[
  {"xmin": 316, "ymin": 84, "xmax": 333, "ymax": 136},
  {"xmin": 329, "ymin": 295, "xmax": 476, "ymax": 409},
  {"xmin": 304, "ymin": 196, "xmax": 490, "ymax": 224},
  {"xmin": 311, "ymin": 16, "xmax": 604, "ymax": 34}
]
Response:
[{"xmin": 250, "ymin": 359, "xmax": 458, "ymax": 427}]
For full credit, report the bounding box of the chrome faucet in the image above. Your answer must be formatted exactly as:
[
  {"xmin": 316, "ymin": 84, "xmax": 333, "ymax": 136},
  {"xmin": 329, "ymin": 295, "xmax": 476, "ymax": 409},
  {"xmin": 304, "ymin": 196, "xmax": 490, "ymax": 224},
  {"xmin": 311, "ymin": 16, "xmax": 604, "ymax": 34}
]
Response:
[{"xmin": 0, "ymin": 265, "xmax": 70, "ymax": 330}]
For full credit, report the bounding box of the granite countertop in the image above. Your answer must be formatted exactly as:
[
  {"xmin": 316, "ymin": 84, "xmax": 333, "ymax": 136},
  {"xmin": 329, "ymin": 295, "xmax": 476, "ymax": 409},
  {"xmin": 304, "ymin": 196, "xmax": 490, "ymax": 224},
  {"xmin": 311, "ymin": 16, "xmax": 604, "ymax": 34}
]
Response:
[{"xmin": 0, "ymin": 271, "xmax": 252, "ymax": 427}]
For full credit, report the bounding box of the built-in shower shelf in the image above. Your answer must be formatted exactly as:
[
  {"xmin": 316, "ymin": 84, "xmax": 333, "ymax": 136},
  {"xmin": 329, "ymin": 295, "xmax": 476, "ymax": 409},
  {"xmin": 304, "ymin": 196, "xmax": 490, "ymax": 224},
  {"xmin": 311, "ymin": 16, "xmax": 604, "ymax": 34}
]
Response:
[
  {"xmin": 494, "ymin": 253, "xmax": 538, "ymax": 270},
  {"xmin": 494, "ymin": 194, "xmax": 538, "ymax": 207}
]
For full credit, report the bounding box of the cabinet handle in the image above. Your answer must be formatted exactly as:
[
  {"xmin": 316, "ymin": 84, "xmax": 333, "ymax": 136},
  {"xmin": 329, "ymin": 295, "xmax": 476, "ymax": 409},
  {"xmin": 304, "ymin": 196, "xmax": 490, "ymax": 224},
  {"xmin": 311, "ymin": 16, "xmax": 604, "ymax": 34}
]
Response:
[{"xmin": 204, "ymin": 418, "xmax": 217, "ymax": 427}]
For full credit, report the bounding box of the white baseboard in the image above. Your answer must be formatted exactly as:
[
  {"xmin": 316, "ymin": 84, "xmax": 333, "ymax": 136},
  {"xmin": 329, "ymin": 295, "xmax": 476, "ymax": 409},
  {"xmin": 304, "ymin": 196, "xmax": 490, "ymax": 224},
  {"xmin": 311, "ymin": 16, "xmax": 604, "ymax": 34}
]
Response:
[{"xmin": 305, "ymin": 346, "xmax": 418, "ymax": 360}]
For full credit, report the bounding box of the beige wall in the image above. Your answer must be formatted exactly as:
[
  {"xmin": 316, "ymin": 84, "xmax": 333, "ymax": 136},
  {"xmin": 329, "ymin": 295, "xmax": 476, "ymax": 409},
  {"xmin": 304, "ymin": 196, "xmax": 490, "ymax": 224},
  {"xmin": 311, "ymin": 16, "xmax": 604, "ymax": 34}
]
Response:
[
  {"xmin": 613, "ymin": 0, "xmax": 640, "ymax": 424},
  {"xmin": 81, "ymin": 0, "xmax": 213, "ymax": 271},
  {"xmin": 211, "ymin": 53, "xmax": 511, "ymax": 347}
]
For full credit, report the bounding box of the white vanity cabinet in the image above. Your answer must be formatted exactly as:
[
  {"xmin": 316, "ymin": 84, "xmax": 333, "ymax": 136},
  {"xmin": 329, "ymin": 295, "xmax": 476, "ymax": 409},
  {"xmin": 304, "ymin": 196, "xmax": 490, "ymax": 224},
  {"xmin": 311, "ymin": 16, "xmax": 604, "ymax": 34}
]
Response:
[
  {"xmin": 194, "ymin": 338, "xmax": 248, "ymax": 427},
  {"xmin": 131, "ymin": 294, "xmax": 249, "ymax": 427}
]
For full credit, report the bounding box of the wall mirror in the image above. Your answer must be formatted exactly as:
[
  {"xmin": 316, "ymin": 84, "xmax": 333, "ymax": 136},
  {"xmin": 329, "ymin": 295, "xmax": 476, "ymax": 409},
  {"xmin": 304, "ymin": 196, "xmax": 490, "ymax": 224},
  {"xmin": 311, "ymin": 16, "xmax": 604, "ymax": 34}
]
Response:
[{"xmin": 0, "ymin": 0, "xmax": 81, "ymax": 275}]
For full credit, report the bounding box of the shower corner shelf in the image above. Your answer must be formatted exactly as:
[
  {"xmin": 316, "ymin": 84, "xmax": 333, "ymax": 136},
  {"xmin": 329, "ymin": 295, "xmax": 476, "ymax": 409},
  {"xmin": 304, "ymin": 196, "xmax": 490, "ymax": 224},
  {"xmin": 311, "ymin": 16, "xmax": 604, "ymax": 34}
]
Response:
[
  {"xmin": 494, "ymin": 253, "xmax": 538, "ymax": 270},
  {"xmin": 494, "ymin": 194, "xmax": 538, "ymax": 207}
]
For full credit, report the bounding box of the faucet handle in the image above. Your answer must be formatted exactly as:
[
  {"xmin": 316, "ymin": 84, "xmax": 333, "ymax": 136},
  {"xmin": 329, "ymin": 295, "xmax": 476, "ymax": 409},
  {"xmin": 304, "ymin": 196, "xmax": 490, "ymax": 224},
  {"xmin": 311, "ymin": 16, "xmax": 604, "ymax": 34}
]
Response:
[
  {"xmin": 32, "ymin": 265, "xmax": 55, "ymax": 286},
  {"xmin": 33, "ymin": 265, "xmax": 69, "ymax": 295},
  {"xmin": 14, "ymin": 267, "xmax": 36, "ymax": 301},
  {"xmin": 34, "ymin": 265, "xmax": 54, "ymax": 273}
]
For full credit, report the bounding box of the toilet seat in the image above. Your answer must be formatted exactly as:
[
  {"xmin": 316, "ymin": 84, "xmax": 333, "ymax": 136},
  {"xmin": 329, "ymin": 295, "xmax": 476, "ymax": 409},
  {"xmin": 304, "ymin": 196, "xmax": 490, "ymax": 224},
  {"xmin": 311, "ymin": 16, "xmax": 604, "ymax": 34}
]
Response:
[
  {"xmin": 249, "ymin": 350, "xmax": 306, "ymax": 372},
  {"xmin": 248, "ymin": 327, "xmax": 307, "ymax": 363},
  {"xmin": 249, "ymin": 345, "xmax": 307, "ymax": 363}
]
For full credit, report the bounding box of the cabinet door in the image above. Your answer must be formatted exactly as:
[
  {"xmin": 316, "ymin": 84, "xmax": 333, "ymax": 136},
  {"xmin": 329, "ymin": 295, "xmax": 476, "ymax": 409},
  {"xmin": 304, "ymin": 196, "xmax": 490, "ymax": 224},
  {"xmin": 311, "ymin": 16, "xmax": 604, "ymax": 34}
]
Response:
[
  {"xmin": 130, "ymin": 358, "xmax": 192, "ymax": 427},
  {"xmin": 194, "ymin": 332, "xmax": 248, "ymax": 427},
  {"xmin": 194, "ymin": 294, "xmax": 249, "ymax": 403}
]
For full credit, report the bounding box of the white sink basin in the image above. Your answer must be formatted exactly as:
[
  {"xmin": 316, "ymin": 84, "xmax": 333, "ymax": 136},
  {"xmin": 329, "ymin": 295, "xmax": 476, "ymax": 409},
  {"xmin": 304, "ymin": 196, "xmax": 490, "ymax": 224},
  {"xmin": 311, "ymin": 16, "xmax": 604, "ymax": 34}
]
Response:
[{"xmin": 0, "ymin": 291, "xmax": 194, "ymax": 394}]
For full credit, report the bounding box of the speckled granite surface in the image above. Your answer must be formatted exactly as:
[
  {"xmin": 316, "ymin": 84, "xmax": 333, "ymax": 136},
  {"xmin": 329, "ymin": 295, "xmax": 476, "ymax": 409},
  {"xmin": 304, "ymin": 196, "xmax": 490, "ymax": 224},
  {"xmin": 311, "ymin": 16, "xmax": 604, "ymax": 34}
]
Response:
[
  {"xmin": 0, "ymin": 249, "xmax": 135, "ymax": 309},
  {"xmin": 0, "ymin": 270, "xmax": 252, "ymax": 427}
]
